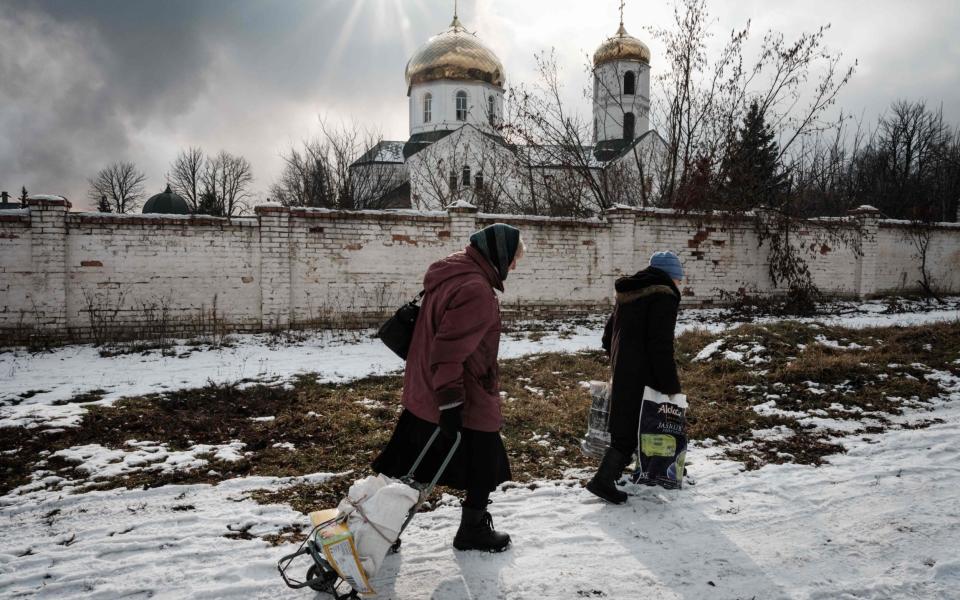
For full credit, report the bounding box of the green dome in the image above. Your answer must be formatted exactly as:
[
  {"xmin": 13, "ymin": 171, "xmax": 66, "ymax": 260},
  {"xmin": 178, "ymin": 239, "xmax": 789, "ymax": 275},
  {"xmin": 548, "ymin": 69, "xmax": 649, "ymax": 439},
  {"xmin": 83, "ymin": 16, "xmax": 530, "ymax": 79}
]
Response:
[{"xmin": 142, "ymin": 184, "xmax": 190, "ymax": 215}]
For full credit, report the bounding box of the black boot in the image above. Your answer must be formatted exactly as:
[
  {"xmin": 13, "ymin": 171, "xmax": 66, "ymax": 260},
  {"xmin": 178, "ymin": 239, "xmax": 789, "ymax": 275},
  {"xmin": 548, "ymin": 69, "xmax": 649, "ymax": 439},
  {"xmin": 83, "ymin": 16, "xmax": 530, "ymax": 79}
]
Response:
[
  {"xmin": 453, "ymin": 506, "xmax": 511, "ymax": 552},
  {"xmin": 586, "ymin": 447, "xmax": 631, "ymax": 504}
]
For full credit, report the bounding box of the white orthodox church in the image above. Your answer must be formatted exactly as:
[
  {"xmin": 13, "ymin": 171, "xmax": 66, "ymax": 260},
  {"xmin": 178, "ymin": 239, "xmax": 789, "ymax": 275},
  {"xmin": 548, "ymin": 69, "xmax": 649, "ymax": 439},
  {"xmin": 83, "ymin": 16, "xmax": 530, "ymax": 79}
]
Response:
[{"xmin": 350, "ymin": 10, "xmax": 665, "ymax": 213}]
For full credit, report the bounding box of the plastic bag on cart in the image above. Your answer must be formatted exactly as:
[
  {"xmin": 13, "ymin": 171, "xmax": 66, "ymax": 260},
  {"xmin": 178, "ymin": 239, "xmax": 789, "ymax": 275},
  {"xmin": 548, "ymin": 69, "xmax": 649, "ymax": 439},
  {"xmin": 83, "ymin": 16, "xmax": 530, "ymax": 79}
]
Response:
[{"xmin": 336, "ymin": 474, "xmax": 419, "ymax": 578}]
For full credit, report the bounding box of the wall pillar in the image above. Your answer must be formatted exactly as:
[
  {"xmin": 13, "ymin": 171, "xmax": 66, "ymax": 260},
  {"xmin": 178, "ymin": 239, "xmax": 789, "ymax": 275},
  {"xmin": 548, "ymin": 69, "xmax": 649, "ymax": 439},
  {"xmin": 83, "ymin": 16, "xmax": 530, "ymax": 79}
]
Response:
[
  {"xmin": 446, "ymin": 200, "xmax": 478, "ymax": 241},
  {"xmin": 256, "ymin": 203, "xmax": 292, "ymax": 328},
  {"xmin": 27, "ymin": 196, "xmax": 70, "ymax": 332},
  {"xmin": 849, "ymin": 205, "xmax": 881, "ymax": 299}
]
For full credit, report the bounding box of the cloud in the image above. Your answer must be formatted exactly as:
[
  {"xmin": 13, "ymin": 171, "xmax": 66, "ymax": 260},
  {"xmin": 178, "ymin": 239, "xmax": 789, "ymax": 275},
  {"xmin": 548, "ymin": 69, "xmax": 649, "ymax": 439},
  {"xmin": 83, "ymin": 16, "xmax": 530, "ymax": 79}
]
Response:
[{"xmin": 1, "ymin": 0, "xmax": 958, "ymax": 210}]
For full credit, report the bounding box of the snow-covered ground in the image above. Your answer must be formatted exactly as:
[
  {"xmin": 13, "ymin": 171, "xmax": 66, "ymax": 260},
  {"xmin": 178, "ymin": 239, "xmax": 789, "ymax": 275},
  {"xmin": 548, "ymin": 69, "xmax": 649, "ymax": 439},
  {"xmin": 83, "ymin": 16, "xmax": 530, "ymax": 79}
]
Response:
[
  {"xmin": 2, "ymin": 391, "xmax": 957, "ymax": 599},
  {"xmin": 2, "ymin": 298, "xmax": 958, "ymax": 431},
  {"xmin": 1, "ymin": 298, "xmax": 959, "ymax": 599}
]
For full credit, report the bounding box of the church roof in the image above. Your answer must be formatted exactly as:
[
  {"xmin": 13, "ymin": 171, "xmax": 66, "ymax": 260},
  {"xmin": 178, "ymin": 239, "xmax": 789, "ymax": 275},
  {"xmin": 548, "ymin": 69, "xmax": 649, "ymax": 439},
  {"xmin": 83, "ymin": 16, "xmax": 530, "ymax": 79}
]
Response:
[
  {"xmin": 353, "ymin": 141, "xmax": 406, "ymax": 165},
  {"xmin": 593, "ymin": 23, "xmax": 651, "ymax": 67},
  {"xmin": 0, "ymin": 191, "xmax": 19, "ymax": 210},
  {"xmin": 522, "ymin": 145, "xmax": 606, "ymax": 170},
  {"xmin": 594, "ymin": 129, "xmax": 665, "ymax": 162},
  {"xmin": 405, "ymin": 16, "xmax": 505, "ymax": 90},
  {"xmin": 142, "ymin": 184, "xmax": 190, "ymax": 215}
]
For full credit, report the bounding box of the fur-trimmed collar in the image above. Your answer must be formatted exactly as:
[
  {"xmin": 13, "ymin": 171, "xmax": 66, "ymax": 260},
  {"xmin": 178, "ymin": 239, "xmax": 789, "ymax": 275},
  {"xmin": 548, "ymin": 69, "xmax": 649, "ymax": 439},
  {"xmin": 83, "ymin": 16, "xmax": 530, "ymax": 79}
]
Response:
[{"xmin": 616, "ymin": 284, "xmax": 678, "ymax": 305}]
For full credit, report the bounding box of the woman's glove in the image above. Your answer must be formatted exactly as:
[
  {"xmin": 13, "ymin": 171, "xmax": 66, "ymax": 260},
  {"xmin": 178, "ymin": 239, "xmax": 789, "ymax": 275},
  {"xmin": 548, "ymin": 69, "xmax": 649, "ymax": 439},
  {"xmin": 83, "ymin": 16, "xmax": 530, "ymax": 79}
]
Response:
[{"xmin": 439, "ymin": 404, "xmax": 463, "ymax": 440}]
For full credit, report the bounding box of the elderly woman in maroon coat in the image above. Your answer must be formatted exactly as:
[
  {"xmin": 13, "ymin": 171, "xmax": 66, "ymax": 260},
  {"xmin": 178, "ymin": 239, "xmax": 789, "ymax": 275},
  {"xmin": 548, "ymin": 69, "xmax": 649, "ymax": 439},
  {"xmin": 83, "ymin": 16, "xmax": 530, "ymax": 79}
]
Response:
[{"xmin": 373, "ymin": 223, "xmax": 524, "ymax": 553}]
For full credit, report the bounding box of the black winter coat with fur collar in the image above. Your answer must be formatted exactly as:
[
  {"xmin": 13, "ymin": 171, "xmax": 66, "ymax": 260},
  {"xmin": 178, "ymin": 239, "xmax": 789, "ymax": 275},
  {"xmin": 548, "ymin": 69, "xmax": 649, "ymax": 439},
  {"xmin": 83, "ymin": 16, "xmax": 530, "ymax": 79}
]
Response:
[{"xmin": 602, "ymin": 267, "xmax": 682, "ymax": 406}]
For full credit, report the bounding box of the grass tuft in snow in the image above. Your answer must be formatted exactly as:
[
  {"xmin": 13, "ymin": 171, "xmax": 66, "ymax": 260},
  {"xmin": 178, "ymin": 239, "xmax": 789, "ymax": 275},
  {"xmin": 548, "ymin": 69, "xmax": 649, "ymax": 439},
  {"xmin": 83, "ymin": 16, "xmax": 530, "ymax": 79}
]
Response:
[{"xmin": 3, "ymin": 320, "xmax": 958, "ymax": 516}]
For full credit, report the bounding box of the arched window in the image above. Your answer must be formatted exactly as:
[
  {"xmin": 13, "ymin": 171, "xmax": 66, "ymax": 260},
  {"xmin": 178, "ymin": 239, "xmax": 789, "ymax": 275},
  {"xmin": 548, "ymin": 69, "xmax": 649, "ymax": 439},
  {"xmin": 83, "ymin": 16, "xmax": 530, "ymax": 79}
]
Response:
[
  {"xmin": 455, "ymin": 91, "xmax": 468, "ymax": 121},
  {"xmin": 423, "ymin": 93, "xmax": 432, "ymax": 123},
  {"xmin": 449, "ymin": 169, "xmax": 458, "ymax": 191},
  {"xmin": 487, "ymin": 95, "xmax": 496, "ymax": 125},
  {"xmin": 462, "ymin": 165, "xmax": 471, "ymax": 186},
  {"xmin": 474, "ymin": 172, "xmax": 484, "ymax": 189},
  {"xmin": 623, "ymin": 112, "xmax": 635, "ymax": 141},
  {"xmin": 624, "ymin": 71, "xmax": 636, "ymax": 95}
]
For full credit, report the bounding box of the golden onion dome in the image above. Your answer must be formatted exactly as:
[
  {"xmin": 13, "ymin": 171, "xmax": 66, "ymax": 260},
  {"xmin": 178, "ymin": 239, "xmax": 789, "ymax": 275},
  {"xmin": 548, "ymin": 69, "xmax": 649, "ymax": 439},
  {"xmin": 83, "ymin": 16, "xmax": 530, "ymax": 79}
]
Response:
[
  {"xmin": 405, "ymin": 16, "xmax": 505, "ymax": 89},
  {"xmin": 593, "ymin": 23, "xmax": 651, "ymax": 68}
]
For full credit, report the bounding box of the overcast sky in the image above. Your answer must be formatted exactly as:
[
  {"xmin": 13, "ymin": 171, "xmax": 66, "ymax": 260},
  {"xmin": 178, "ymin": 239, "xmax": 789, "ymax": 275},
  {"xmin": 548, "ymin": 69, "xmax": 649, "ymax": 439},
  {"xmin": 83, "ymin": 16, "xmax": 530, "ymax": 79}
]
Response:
[{"xmin": 1, "ymin": 0, "xmax": 958, "ymax": 211}]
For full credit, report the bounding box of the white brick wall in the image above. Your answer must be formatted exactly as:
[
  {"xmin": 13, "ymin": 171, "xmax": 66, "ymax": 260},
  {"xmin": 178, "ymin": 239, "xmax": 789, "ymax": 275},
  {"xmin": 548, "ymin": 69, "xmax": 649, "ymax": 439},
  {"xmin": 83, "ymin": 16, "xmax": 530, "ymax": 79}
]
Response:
[
  {"xmin": 875, "ymin": 222, "xmax": 960, "ymax": 293},
  {"xmin": 2, "ymin": 200, "xmax": 959, "ymax": 340}
]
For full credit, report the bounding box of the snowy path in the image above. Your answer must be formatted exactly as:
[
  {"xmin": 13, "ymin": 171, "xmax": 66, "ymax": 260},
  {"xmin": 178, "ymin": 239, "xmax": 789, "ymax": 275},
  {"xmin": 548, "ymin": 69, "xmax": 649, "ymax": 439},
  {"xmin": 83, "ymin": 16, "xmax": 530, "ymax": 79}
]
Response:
[
  {"xmin": 0, "ymin": 476, "xmax": 311, "ymax": 600},
  {"xmin": 381, "ymin": 397, "xmax": 960, "ymax": 599},
  {"xmin": 2, "ymin": 398, "xmax": 957, "ymax": 599},
  {"xmin": 2, "ymin": 299, "xmax": 959, "ymax": 599}
]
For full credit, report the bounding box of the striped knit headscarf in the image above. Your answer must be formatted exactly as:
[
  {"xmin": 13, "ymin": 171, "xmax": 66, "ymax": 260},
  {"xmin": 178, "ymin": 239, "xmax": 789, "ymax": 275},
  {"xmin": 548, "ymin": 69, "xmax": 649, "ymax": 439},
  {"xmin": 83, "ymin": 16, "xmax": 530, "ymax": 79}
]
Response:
[{"xmin": 469, "ymin": 223, "xmax": 521, "ymax": 282}]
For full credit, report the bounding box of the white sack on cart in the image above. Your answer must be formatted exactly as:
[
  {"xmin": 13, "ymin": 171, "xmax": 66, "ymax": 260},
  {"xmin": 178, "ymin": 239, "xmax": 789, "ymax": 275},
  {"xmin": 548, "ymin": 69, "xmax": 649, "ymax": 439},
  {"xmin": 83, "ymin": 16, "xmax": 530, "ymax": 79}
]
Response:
[{"xmin": 336, "ymin": 474, "xmax": 419, "ymax": 578}]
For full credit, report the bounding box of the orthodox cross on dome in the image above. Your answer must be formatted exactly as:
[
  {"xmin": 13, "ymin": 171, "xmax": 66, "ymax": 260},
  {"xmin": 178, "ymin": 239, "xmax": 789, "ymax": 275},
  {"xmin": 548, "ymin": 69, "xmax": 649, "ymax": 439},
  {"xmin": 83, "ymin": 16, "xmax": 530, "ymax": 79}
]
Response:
[
  {"xmin": 450, "ymin": 0, "xmax": 463, "ymax": 29},
  {"xmin": 614, "ymin": 0, "xmax": 630, "ymax": 36}
]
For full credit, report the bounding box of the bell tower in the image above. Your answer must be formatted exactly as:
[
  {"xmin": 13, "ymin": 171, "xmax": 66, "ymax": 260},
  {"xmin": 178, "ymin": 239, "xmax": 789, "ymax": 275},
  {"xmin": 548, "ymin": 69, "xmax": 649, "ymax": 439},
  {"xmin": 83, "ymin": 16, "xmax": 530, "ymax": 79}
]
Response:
[{"xmin": 592, "ymin": 5, "xmax": 651, "ymax": 161}]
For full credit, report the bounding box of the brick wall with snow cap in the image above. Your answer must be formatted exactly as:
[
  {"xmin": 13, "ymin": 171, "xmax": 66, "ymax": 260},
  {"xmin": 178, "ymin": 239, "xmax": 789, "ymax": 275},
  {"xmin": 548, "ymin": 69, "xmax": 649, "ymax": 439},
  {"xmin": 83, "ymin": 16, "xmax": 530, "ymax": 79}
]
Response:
[{"xmin": 1, "ymin": 197, "xmax": 959, "ymax": 340}]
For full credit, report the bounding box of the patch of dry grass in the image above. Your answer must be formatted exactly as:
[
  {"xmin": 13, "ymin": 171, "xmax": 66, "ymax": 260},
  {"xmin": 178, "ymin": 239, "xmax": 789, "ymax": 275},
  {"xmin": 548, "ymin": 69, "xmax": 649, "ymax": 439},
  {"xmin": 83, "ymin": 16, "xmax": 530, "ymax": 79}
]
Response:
[{"xmin": 2, "ymin": 319, "xmax": 958, "ymax": 520}]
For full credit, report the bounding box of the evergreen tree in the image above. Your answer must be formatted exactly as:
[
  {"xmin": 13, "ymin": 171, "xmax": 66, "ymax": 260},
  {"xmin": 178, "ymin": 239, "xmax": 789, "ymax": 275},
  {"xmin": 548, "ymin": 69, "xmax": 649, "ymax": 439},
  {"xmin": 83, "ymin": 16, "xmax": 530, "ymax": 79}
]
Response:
[
  {"xmin": 196, "ymin": 191, "xmax": 223, "ymax": 216},
  {"xmin": 19, "ymin": 186, "xmax": 28, "ymax": 207},
  {"xmin": 721, "ymin": 100, "xmax": 787, "ymax": 209},
  {"xmin": 97, "ymin": 194, "xmax": 112, "ymax": 213}
]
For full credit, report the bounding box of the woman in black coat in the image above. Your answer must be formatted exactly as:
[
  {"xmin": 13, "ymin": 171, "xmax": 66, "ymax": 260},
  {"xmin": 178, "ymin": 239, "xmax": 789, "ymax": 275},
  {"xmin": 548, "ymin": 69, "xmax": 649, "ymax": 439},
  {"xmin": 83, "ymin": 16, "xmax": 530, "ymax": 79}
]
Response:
[{"xmin": 587, "ymin": 252, "xmax": 684, "ymax": 504}]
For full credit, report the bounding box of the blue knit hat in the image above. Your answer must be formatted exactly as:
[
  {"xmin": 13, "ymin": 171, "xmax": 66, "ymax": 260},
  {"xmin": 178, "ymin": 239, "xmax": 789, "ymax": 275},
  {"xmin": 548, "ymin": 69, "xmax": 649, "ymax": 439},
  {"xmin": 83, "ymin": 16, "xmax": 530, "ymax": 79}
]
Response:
[{"xmin": 650, "ymin": 251, "xmax": 684, "ymax": 281}]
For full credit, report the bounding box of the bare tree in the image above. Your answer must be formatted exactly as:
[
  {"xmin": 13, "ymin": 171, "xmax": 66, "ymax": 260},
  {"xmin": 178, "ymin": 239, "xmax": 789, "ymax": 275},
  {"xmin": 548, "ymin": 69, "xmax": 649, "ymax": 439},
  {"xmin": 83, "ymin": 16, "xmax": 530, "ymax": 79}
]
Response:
[
  {"xmin": 846, "ymin": 100, "xmax": 960, "ymax": 300},
  {"xmin": 271, "ymin": 119, "xmax": 400, "ymax": 210},
  {"xmin": 502, "ymin": 50, "xmax": 610, "ymax": 215},
  {"xmin": 648, "ymin": 0, "xmax": 854, "ymax": 208},
  {"xmin": 199, "ymin": 151, "xmax": 253, "ymax": 216},
  {"xmin": 272, "ymin": 138, "xmax": 332, "ymax": 208},
  {"xmin": 87, "ymin": 161, "xmax": 147, "ymax": 213},
  {"xmin": 168, "ymin": 147, "xmax": 205, "ymax": 212}
]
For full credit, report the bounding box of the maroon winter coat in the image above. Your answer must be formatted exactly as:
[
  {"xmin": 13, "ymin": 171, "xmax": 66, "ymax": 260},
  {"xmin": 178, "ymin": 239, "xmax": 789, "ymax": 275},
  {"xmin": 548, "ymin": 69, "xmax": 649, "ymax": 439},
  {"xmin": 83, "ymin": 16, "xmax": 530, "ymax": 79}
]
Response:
[{"xmin": 402, "ymin": 246, "xmax": 504, "ymax": 432}]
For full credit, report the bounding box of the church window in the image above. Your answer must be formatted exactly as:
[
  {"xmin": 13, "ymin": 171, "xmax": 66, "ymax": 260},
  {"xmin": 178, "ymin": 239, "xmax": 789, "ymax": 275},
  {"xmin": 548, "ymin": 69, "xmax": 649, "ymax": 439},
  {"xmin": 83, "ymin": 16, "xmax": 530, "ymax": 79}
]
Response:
[
  {"xmin": 449, "ymin": 169, "xmax": 458, "ymax": 191},
  {"xmin": 462, "ymin": 165, "xmax": 471, "ymax": 186},
  {"xmin": 456, "ymin": 91, "xmax": 468, "ymax": 121},
  {"xmin": 624, "ymin": 71, "xmax": 636, "ymax": 95},
  {"xmin": 475, "ymin": 172, "xmax": 484, "ymax": 189},
  {"xmin": 487, "ymin": 95, "xmax": 496, "ymax": 125},
  {"xmin": 594, "ymin": 117, "xmax": 599, "ymax": 142},
  {"xmin": 623, "ymin": 112, "xmax": 635, "ymax": 141},
  {"xmin": 423, "ymin": 93, "xmax": 432, "ymax": 123}
]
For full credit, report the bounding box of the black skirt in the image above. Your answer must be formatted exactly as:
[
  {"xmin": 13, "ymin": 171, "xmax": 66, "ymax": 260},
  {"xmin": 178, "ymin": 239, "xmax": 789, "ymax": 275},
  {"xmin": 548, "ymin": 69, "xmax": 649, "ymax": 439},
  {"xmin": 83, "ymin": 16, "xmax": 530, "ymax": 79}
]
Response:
[{"xmin": 371, "ymin": 409, "xmax": 511, "ymax": 491}]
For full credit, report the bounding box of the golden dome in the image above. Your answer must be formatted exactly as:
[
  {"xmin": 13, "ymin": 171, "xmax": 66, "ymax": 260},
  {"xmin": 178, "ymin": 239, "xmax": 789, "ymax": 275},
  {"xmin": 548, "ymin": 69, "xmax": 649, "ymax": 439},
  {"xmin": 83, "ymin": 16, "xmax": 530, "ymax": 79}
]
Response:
[
  {"xmin": 405, "ymin": 17, "xmax": 505, "ymax": 89},
  {"xmin": 593, "ymin": 23, "xmax": 651, "ymax": 67}
]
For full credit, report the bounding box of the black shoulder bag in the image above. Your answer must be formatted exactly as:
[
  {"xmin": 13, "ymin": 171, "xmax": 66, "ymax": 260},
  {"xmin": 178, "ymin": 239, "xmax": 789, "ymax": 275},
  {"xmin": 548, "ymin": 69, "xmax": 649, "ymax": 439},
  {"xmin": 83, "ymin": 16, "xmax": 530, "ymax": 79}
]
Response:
[{"xmin": 377, "ymin": 290, "xmax": 425, "ymax": 360}]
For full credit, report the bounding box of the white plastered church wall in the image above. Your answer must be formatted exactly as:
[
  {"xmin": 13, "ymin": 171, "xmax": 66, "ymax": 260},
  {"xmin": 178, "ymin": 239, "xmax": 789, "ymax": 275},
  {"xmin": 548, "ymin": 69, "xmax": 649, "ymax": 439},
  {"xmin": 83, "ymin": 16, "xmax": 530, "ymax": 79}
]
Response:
[
  {"xmin": 408, "ymin": 81, "xmax": 504, "ymax": 136},
  {"xmin": 406, "ymin": 126, "xmax": 523, "ymax": 211},
  {"xmin": 593, "ymin": 60, "xmax": 651, "ymax": 144}
]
